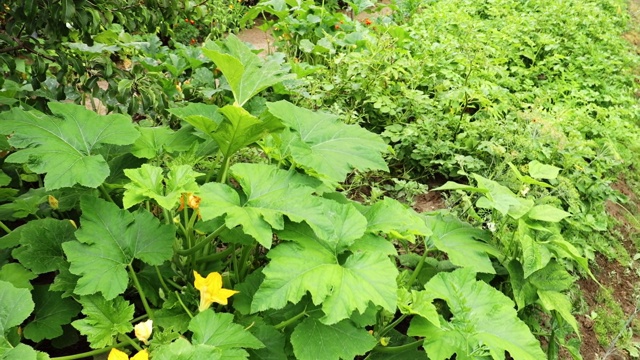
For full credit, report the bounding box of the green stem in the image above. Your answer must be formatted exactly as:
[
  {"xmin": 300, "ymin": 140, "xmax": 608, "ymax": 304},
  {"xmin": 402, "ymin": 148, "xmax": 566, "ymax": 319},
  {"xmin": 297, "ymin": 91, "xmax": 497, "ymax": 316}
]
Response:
[
  {"xmin": 162, "ymin": 208, "xmax": 173, "ymax": 225},
  {"xmin": 99, "ymin": 184, "xmax": 114, "ymax": 203},
  {"xmin": 195, "ymin": 246, "xmax": 235, "ymax": 263},
  {"xmin": 216, "ymin": 153, "xmax": 232, "ymax": 183},
  {"xmin": 175, "ymin": 291, "xmax": 194, "ymax": 319},
  {"xmin": 238, "ymin": 243, "xmax": 254, "ymax": 281},
  {"xmin": 372, "ymin": 339, "xmax": 424, "ymax": 353},
  {"xmin": 50, "ymin": 343, "xmax": 128, "ymax": 360},
  {"xmin": 155, "ymin": 266, "xmax": 170, "ymax": 294},
  {"xmin": 378, "ymin": 314, "xmax": 408, "ymax": 337},
  {"xmin": 274, "ymin": 308, "xmax": 307, "ymax": 330},
  {"xmin": 123, "ymin": 334, "xmax": 143, "ymax": 351},
  {"xmin": 176, "ymin": 225, "xmax": 226, "ymax": 256},
  {"xmin": 406, "ymin": 240, "xmax": 430, "ymax": 289},
  {"xmin": 132, "ymin": 314, "xmax": 149, "ymax": 323},
  {"xmin": 128, "ymin": 264, "xmax": 154, "ymax": 319},
  {"xmin": 0, "ymin": 221, "xmax": 11, "ymax": 234}
]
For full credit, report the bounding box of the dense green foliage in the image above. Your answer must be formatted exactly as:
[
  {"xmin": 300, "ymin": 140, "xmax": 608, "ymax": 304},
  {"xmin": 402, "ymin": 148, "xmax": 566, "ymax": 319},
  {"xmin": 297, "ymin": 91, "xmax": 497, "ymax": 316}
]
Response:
[{"xmin": 1, "ymin": 0, "xmax": 639, "ymax": 358}]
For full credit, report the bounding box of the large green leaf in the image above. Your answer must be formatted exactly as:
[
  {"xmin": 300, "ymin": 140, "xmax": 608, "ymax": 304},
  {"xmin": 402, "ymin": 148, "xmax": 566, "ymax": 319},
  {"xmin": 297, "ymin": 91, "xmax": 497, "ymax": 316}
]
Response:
[
  {"xmin": 359, "ymin": 198, "xmax": 430, "ymax": 241},
  {"xmin": 424, "ymin": 214, "xmax": 498, "ymax": 274},
  {"xmin": 290, "ymin": 318, "xmax": 376, "ymax": 360},
  {"xmin": 251, "ymin": 236, "xmax": 398, "ymax": 324},
  {"xmin": 0, "ymin": 103, "xmax": 139, "ymax": 190},
  {"xmin": 0, "ymin": 280, "xmax": 34, "ymax": 334},
  {"xmin": 190, "ymin": 310, "xmax": 264, "ymax": 350},
  {"xmin": 407, "ymin": 268, "xmax": 545, "ymax": 360},
  {"xmin": 528, "ymin": 160, "xmax": 560, "ymax": 179},
  {"xmin": 0, "ymin": 263, "xmax": 36, "ymax": 290},
  {"xmin": 214, "ymin": 105, "xmax": 283, "ymax": 159},
  {"xmin": 199, "ymin": 163, "xmax": 334, "ymax": 248},
  {"xmin": 12, "ymin": 218, "xmax": 76, "ymax": 274},
  {"xmin": 23, "ymin": 285, "xmax": 81, "ymax": 342},
  {"xmin": 202, "ymin": 35, "xmax": 293, "ymax": 106},
  {"xmin": 71, "ymin": 295, "xmax": 134, "ymax": 349},
  {"xmin": 276, "ymin": 201, "xmax": 367, "ymax": 254},
  {"xmin": 63, "ymin": 197, "xmax": 175, "ymax": 299},
  {"xmin": 267, "ymin": 101, "xmax": 388, "ymax": 184},
  {"xmin": 123, "ymin": 164, "xmax": 202, "ymax": 209}
]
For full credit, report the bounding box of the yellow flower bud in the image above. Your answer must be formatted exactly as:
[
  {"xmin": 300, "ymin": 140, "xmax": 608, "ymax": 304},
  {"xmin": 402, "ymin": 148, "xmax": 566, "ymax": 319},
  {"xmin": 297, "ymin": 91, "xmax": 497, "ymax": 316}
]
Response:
[
  {"xmin": 134, "ymin": 319, "xmax": 153, "ymax": 345},
  {"xmin": 48, "ymin": 195, "xmax": 59, "ymax": 210}
]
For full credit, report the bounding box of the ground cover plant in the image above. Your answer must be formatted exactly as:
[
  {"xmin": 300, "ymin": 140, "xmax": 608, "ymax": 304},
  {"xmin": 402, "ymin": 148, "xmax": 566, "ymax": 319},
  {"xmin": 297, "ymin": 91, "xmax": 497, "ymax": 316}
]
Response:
[{"xmin": 1, "ymin": 0, "xmax": 640, "ymax": 358}]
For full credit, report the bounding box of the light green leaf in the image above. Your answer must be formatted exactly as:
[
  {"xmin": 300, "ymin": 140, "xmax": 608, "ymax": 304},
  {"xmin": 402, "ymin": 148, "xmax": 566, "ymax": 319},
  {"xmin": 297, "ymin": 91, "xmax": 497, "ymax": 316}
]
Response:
[
  {"xmin": 190, "ymin": 310, "xmax": 264, "ymax": 350},
  {"xmin": 397, "ymin": 288, "xmax": 439, "ymax": 327},
  {"xmin": 526, "ymin": 205, "xmax": 571, "ymax": 222},
  {"xmin": 0, "ymin": 343, "xmax": 49, "ymax": 360},
  {"xmin": 63, "ymin": 197, "xmax": 175, "ymax": 299},
  {"xmin": 508, "ymin": 163, "xmax": 552, "ymax": 188},
  {"xmin": 537, "ymin": 290, "xmax": 579, "ymax": 336},
  {"xmin": 0, "ymin": 280, "xmax": 34, "ymax": 334},
  {"xmin": 23, "ymin": 285, "xmax": 81, "ymax": 342},
  {"xmin": 168, "ymin": 103, "xmax": 224, "ymax": 137},
  {"xmin": 12, "ymin": 218, "xmax": 76, "ymax": 274},
  {"xmin": 359, "ymin": 198, "xmax": 430, "ymax": 241},
  {"xmin": 0, "ymin": 171, "xmax": 10, "ymax": 187},
  {"xmin": 290, "ymin": 318, "xmax": 376, "ymax": 360},
  {"xmin": 71, "ymin": 295, "xmax": 134, "ymax": 349},
  {"xmin": 424, "ymin": 213, "xmax": 498, "ymax": 274},
  {"xmin": 276, "ymin": 201, "xmax": 367, "ymax": 254},
  {"xmin": 528, "ymin": 160, "xmax": 560, "ymax": 179},
  {"xmin": 0, "ymin": 103, "xmax": 139, "ymax": 190},
  {"xmin": 0, "ymin": 263, "xmax": 36, "ymax": 290},
  {"xmin": 130, "ymin": 126, "xmax": 174, "ymax": 159},
  {"xmin": 407, "ymin": 268, "xmax": 545, "ymax": 360},
  {"xmin": 153, "ymin": 338, "xmax": 222, "ymax": 360},
  {"xmin": 474, "ymin": 174, "xmax": 533, "ymax": 218},
  {"xmin": 434, "ymin": 181, "xmax": 487, "ymax": 193},
  {"xmin": 123, "ymin": 164, "xmax": 202, "ymax": 209},
  {"xmin": 348, "ymin": 233, "xmax": 398, "ymax": 256},
  {"xmin": 252, "ymin": 237, "xmax": 398, "ymax": 324},
  {"xmin": 214, "ymin": 105, "xmax": 283, "ymax": 159},
  {"xmin": 203, "ymin": 35, "xmax": 293, "ymax": 106},
  {"xmin": 267, "ymin": 101, "xmax": 388, "ymax": 184},
  {"xmin": 199, "ymin": 163, "xmax": 333, "ymax": 248}
]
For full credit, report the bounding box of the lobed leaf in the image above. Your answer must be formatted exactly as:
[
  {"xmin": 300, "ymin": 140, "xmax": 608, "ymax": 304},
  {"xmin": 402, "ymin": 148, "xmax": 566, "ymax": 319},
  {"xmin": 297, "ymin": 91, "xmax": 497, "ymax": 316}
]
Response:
[
  {"xmin": 71, "ymin": 295, "xmax": 134, "ymax": 349},
  {"xmin": 251, "ymin": 236, "xmax": 397, "ymax": 324},
  {"xmin": 0, "ymin": 280, "xmax": 34, "ymax": 334},
  {"xmin": 199, "ymin": 163, "xmax": 334, "ymax": 248},
  {"xmin": 424, "ymin": 213, "xmax": 498, "ymax": 274},
  {"xmin": 290, "ymin": 318, "xmax": 376, "ymax": 360},
  {"xmin": 267, "ymin": 101, "xmax": 388, "ymax": 184},
  {"xmin": 0, "ymin": 103, "xmax": 139, "ymax": 190},
  {"xmin": 23, "ymin": 286, "xmax": 81, "ymax": 342},
  {"xmin": 408, "ymin": 268, "xmax": 545, "ymax": 360},
  {"xmin": 63, "ymin": 197, "xmax": 175, "ymax": 299}
]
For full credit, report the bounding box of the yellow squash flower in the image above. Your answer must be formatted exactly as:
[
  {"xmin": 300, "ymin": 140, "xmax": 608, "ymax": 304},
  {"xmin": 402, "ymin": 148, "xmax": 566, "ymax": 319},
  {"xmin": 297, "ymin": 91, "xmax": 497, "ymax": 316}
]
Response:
[
  {"xmin": 134, "ymin": 319, "xmax": 153, "ymax": 345},
  {"xmin": 108, "ymin": 348, "xmax": 148, "ymax": 360},
  {"xmin": 194, "ymin": 271, "xmax": 239, "ymax": 311}
]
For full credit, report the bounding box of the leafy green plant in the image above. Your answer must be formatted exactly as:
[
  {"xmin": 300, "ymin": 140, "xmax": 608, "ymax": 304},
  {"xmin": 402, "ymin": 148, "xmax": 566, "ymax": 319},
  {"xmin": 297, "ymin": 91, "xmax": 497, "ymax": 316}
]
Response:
[{"xmin": 0, "ymin": 33, "xmax": 550, "ymax": 359}]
